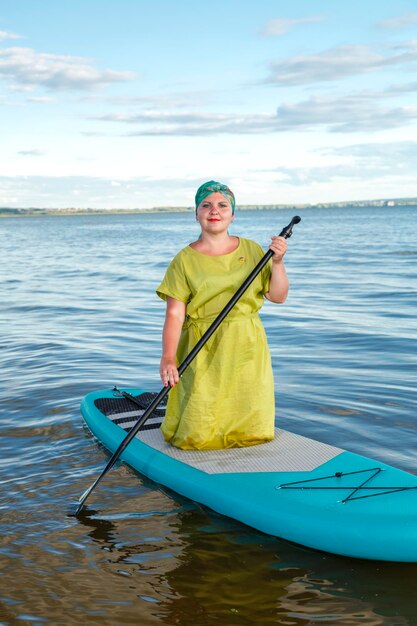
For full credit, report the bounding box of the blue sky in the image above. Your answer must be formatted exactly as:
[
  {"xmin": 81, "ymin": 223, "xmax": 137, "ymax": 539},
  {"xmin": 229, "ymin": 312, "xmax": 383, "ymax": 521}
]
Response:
[{"xmin": 1, "ymin": 0, "xmax": 417, "ymax": 208}]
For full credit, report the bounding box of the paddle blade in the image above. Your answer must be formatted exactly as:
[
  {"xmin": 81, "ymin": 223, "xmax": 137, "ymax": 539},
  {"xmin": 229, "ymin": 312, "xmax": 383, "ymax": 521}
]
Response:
[{"xmin": 75, "ymin": 477, "xmax": 100, "ymax": 515}]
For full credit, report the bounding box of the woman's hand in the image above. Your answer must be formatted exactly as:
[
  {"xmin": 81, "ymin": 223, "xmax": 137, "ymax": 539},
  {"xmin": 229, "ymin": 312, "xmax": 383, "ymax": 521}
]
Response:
[
  {"xmin": 269, "ymin": 235, "xmax": 288, "ymax": 264},
  {"xmin": 160, "ymin": 356, "xmax": 180, "ymax": 387}
]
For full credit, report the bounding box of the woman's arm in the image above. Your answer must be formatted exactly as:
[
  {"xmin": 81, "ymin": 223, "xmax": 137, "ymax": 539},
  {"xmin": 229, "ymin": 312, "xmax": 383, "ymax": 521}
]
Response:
[
  {"xmin": 160, "ymin": 296, "xmax": 186, "ymax": 387},
  {"xmin": 265, "ymin": 236, "xmax": 289, "ymax": 304}
]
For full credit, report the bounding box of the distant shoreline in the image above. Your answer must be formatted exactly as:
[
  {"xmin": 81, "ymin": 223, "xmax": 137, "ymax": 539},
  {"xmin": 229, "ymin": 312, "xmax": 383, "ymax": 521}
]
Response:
[{"xmin": 1, "ymin": 198, "xmax": 417, "ymax": 217}]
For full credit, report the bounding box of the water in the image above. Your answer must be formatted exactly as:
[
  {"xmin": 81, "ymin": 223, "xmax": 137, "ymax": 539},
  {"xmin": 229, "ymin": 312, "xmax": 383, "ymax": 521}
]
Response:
[{"xmin": 1, "ymin": 206, "xmax": 416, "ymax": 625}]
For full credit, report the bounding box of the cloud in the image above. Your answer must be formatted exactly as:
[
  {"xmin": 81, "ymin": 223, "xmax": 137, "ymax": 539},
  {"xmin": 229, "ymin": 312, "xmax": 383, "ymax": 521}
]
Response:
[
  {"xmin": 382, "ymin": 80, "xmax": 417, "ymax": 95},
  {"xmin": 260, "ymin": 16, "xmax": 325, "ymax": 37},
  {"xmin": 80, "ymin": 130, "xmax": 111, "ymax": 137},
  {"xmin": 272, "ymin": 164, "xmax": 366, "ymax": 185},
  {"xmin": 0, "ymin": 175, "xmax": 201, "ymax": 208},
  {"xmin": 268, "ymin": 141, "xmax": 417, "ymax": 186},
  {"xmin": 377, "ymin": 13, "xmax": 417, "ymax": 29},
  {"xmin": 264, "ymin": 41, "xmax": 417, "ymax": 85},
  {"xmin": 27, "ymin": 96, "xmax": 56, "ymax": 104},
  {"xmin": 0, "ymin": 30, "xmax": 22, "ymax": 41},
  {"xmin": 274, "ymin": 94, "xmax": 417, "ymax": 132},
  {"xmin": 80, "ymin": 91, "xmax": 215, "ymax": 108},
  {"xmin": 17, "ymin": 149, "xmax": 46, "ymax": 157},
  {"xmin": 89, "ymin": 84, "xmax": 417, "ymax": 136},
  {"xmin": 0, "ymin": 47, "xmax": 136, "ymax": 91},
  {"xmin": 272, "ymin": 162, "xmax": 409, "ymax": 186},
  {"xmin": 321, "ymin": 140, "xmax": 417, "ymax": 160},
  {"xmin": 92, "ymin": 110, "xmax": 277, "ymax": 135}
]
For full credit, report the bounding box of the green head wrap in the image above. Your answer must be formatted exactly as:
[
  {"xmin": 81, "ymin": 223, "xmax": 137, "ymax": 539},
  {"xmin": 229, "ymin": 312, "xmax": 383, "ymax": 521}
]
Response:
[{"xmin": 195, "ymin": 180, "xmax": 236, "ymax": 214}]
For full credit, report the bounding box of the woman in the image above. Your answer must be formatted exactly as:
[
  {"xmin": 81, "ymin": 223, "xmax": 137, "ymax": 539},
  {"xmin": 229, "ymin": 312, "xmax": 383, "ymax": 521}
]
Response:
[{"xmin": 156, "ymin": 180, "xmax": 288, "ymax": 450}]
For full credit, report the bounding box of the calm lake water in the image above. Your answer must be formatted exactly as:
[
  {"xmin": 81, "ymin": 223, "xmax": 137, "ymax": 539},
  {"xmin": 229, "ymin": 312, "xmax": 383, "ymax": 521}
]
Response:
[{"xmin": 1, "ymin": 206, "xmax": 416, "ymax": 625}]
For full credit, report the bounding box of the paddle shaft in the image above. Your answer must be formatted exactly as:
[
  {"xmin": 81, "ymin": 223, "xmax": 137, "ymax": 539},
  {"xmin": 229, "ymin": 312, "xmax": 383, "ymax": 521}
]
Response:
[{"xmin": 76, "ymin": 216, "xmax": 300, "ymax": 514}]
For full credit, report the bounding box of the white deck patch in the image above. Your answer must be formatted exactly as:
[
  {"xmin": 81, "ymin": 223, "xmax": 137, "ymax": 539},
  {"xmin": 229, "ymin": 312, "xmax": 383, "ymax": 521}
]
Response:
[{"xmin": 134, "ymin": 424, "xmax": 343, "ymax": 474}]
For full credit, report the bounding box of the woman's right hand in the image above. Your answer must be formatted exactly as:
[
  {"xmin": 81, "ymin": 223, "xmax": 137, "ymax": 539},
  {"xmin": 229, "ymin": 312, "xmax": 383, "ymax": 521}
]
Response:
[{"xmin": 160, "ymin": 356, "xmax": 180, "ymax": 387}]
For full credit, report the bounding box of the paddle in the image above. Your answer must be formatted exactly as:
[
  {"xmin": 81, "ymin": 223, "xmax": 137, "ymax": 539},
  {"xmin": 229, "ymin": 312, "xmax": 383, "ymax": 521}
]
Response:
[{"xmin": 75, "ymin": 215, "xmax": 301, "ymax": 515}]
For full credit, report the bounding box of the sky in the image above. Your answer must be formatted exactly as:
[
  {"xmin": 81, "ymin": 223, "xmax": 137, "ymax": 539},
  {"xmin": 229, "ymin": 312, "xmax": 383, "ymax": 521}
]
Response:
[{"xmin": 1, "ymin": 0, "xmax": 417, "ymax": 209}]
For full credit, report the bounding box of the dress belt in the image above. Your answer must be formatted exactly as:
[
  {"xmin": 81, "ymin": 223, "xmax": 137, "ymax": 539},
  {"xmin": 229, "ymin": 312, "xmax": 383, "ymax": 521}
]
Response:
[{"xmin": 183, "ymin": 312, "xmax": 260, "ymax": 340}]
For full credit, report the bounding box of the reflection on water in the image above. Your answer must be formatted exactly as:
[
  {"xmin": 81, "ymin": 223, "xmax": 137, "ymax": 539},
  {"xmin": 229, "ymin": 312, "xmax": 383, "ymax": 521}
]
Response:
[
  {"xmin": 1, "ymin": 207, "xmax": 416, "ymax": 624},
  {"xmin": 4, "ymin": 486, "xmax": 414, "ymax": 626},
  {"xmin": 4, "ymin": 488, "xmax": 414, "ymax": 626}
]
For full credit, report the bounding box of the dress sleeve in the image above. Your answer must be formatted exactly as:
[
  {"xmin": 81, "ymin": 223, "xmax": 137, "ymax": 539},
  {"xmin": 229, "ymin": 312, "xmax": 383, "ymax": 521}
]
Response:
[
  {"xmin": 156, "ymin": 253, "xmax": 191, "ymax": 304},
  {"xmin": 252, "ymin": 241, "xmax": 272, "ymax": 295}
]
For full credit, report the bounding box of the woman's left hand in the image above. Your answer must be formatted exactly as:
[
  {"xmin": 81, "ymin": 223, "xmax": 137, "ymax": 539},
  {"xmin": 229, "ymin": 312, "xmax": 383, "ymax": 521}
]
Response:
[{"xmin": 269, "ymin": 235, "xmax": 288, "ymax": 264}]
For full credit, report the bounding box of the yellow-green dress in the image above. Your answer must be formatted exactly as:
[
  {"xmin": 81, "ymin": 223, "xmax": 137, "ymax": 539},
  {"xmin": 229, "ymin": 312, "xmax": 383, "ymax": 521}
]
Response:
[{"xmin": 156, "ymin": 237, "xmax": 274, "ymax": 450}]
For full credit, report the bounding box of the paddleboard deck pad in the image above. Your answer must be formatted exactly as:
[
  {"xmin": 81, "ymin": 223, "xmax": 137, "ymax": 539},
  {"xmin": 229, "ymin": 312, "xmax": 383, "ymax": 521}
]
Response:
[{"xmin": 81, "ymin": 388, "xmax": 417, "ymax": 562}]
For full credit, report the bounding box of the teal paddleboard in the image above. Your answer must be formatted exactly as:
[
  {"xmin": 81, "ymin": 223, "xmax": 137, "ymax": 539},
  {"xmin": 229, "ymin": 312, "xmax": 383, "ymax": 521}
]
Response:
[{"xmin": 81, "ymin": 388, "xmax": 417, "ymax": 562}]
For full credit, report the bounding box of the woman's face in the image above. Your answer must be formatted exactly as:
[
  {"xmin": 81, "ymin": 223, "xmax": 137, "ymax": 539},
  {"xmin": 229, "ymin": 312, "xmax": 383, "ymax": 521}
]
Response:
[{"xmin": 196, "ymin": 192, "xmax": 234, "ymax": 232}]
